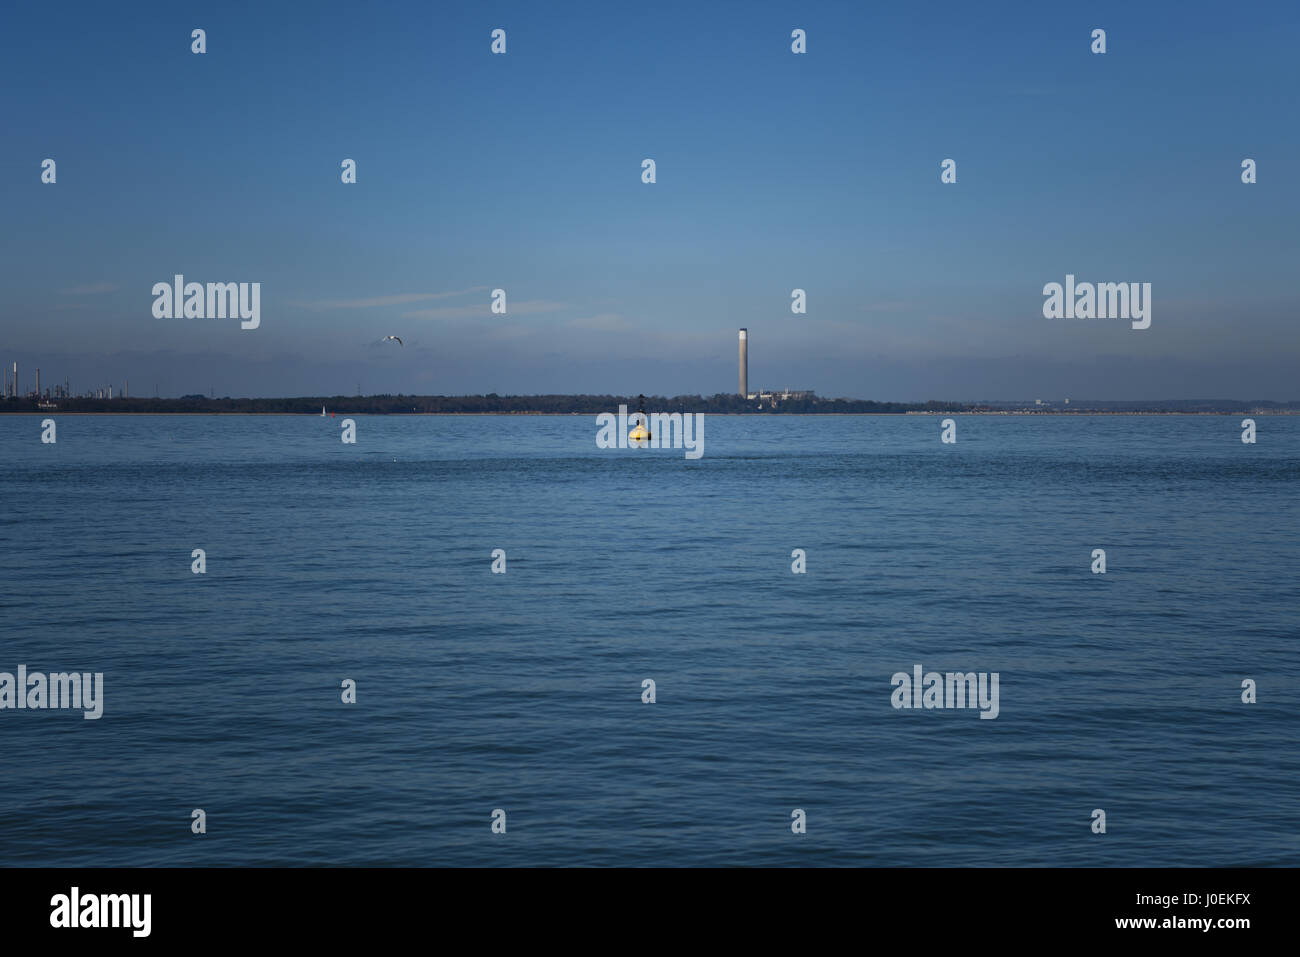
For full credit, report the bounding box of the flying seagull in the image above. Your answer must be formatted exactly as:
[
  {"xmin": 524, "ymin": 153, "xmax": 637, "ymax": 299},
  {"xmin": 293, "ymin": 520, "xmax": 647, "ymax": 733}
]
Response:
[{"xmin": 382, "ymin": 335, "xmax": 403, "ymax": 346}]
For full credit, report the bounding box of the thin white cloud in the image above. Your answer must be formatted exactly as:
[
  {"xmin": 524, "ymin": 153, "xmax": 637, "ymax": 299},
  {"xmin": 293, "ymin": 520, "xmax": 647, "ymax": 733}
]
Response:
[
  {"xmin": 296, "ymin": 286, "xmax": 489, "ymax": 310},
  {"xmin": 567, "ymin": 313, "xmax": 631, "ymax": 332},
  {"xmin": 60, "ymin": 282, "xmax": 118, "ymax": 295},
  {"xmin": 401, "ymin": 299, "xmax": 569, "ymax": 320},
  {"xmin": 859, "ymin": 300, "xmax": 914, "ymax": 313}
]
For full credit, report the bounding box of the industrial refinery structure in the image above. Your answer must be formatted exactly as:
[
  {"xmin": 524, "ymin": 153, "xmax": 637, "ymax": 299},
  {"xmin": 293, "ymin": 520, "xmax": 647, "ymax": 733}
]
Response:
[{"xmin": 3, "ymin": 360, "xmax": 126, "ymax": 401}]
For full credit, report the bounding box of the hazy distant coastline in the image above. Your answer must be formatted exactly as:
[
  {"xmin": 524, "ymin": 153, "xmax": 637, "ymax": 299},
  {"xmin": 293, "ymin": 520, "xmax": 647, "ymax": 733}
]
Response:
[{"xmin": 2, "ymin": 394, "xmax": 1297, "ymax": 415}]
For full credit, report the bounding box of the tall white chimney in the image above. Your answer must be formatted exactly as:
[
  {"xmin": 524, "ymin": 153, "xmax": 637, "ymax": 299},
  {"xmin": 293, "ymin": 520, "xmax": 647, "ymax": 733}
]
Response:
[{"xmin": 738, "ymin": 328, "xmax": 748, "ymax": 397}]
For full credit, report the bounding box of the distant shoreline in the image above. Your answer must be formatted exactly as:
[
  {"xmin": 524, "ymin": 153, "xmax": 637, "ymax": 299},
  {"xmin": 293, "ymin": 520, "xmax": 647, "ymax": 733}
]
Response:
[
  {"xmin": 2, "ymin": 393, "xmax": 1295, "ymax": 416},
  {"xmin": 2, "ymin": 410, "xmax": 1294, "ymax": 417}
]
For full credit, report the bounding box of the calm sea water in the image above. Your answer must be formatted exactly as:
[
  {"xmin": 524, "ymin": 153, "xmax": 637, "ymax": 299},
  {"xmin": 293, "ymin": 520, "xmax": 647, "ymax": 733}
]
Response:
[{"xmin": 0, "ymin": 413, "xmax": 1296, "ymax": 867}]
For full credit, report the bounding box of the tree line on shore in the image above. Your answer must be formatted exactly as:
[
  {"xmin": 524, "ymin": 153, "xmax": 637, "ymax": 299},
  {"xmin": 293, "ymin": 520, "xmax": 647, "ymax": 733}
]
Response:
[
  {"xmin": 4, "ymin": 394, "xmax": 1294, "ymax": 414},
  {"xmin": 1, "ymin": 393, "xmax": 970, "ymax": 414}
]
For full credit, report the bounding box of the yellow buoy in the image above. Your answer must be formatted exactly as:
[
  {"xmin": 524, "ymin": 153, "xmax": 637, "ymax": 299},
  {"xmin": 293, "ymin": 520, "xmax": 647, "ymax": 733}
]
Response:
[{"xmin": 629, "ymin": 397, "xmax": 651, "ymax": 442}]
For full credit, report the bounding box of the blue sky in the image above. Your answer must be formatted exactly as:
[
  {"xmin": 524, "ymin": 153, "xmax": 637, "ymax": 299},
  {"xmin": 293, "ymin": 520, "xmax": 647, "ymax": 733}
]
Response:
[{"xmin": 2, "ymin": 0, "xmax": 1297, "ymax": 399}]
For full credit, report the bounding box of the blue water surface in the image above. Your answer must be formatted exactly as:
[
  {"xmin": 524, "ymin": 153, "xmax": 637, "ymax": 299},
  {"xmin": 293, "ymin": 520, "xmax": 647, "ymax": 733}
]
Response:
[{"xmin": 0, "ymin": 413, "xmax": 1296, "ymax": 866}]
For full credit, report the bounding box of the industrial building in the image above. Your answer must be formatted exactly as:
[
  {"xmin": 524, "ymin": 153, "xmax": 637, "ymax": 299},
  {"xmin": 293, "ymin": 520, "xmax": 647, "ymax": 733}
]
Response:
[{"xmin": 736, "ymin": 328, "xmax": 813, "ymax": 405}]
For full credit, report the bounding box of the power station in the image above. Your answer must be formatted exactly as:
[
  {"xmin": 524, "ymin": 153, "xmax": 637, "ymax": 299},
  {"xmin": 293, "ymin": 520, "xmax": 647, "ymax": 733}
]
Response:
[{"xmin": 736, "ymin": 328, "xmax": 813, "ymax": 406}]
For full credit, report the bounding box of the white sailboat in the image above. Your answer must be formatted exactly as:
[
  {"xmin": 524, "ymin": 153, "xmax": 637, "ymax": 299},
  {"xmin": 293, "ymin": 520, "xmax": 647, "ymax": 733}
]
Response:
[{"xmin": 320, "ymin": 405, "xmax": 326, "ymax": 417}]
